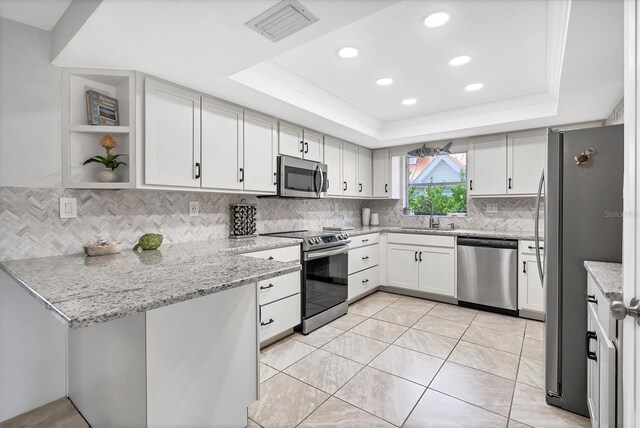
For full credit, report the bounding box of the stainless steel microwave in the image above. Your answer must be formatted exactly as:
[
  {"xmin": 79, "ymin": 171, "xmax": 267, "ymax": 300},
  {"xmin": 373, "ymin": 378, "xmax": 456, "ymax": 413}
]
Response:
[{"xmin": 277, "ymin": 156, "xmax": 327, "ymax": 198}]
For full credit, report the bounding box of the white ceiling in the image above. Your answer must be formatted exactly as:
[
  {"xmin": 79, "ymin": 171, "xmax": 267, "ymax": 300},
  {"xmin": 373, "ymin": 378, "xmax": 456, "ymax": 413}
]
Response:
[
  {"xmin": 0, "ymin": 0, "xmax": 71, "ymax": 31},
  {"xmin": 50, "ymin": 0, "xmax": 623, "ymax": 148}
]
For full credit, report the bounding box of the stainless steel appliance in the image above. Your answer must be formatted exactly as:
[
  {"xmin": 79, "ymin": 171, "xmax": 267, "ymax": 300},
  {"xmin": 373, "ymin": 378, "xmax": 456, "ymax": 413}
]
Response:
[
  {"xmin": 457, "ymin": 237, "xmax": 518, "ymax": 314},
  {"xmin": 540, "ymin": 125, "xmax": 623, "ymax": 416},
  {"xmin": 263, "ymin": 230, "xmax": 350, "ymax": 333},
  {"xmin": 277, "ymin": 156, "xmax": 327, "ymax": 198}
]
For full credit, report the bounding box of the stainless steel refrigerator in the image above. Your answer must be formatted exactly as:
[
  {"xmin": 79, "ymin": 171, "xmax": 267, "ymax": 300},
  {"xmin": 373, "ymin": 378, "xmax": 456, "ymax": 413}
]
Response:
[{"xmin": 536, "ymin": 125, "xmax": 623, "ymax": 416}]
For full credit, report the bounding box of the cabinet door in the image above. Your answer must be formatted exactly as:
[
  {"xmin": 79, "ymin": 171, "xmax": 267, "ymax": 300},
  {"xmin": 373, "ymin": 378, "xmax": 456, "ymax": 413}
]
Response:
[
  {"xmin": 303, "ymin": 129, "xmax": 323, "ymax": 162},
  {"xmin": 358, "ymin": 147, "xmax": 372, "ymax": 198},
  {"xmin": 201, "ymin": 97, "xmax": 243, "ymax": 191},
  {"xmin": 387, "ymin": 244, "xmax": 419, "ymax": 290},
  {"xmin": 418, "ymin": 247, "xmax": 455, "ymax": 297},
  {"xmin": 507, "ymin": 129, "xmax": 547, "ymax": 195},
  {"xmin": 594, "ymin": 309, "xmax": 617, "ymax": 428},
  {"xmin": 586, "ymin": 304, "xmax": 600, "ymax": 426},
  {"xmin": 145, "ymin": 79, "xmax": 201, "ymax": 187},
  {"xmin": 244, "ymin": 111, "xmax": 277, "ymax": 194},
  {"xmin": 468, "ymin": 134, "xmax": 507, "ymax": 196},
  {"xmin": 373, "ymin": 149, "xmax": 390, "ymax": 198},
  {"xmin": 342, "ymin": 143, "xmax": 359, "ymax": 197},
  {"xmin": 518, "ymin": 254, "xmax": 544, "ymax": 313},
  {"xmin": 324, "ymin": 137, "xmax": 343, "ymax": 196},
  {"xmin": 279, "ymin": 122, "xmax": 303, "ymax": 159}
]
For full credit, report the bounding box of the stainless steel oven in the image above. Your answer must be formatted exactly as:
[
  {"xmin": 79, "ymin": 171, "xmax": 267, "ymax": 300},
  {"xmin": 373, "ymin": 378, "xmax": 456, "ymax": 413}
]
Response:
[{"xmin": 277, "ymin": 156, "xmax": 327, "ymax": 198}]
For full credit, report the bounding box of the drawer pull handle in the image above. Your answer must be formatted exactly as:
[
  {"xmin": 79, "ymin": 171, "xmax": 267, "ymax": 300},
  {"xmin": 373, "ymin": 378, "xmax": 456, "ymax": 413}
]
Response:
[
  {"xmin": 587, "ymin": 294, "xmax": 598, "ymax": 304},
  {"xmin": 362, "ymin": 239, "xmax": 369, "ymax": 243},
  {"xmin": 261, "ymin": 318, "xmax": 275, "ymax": 326},
  {"xmin": 362, "ymin": 256, "xmax": 370, "ymax": 260},
  {"xmin": 267, "ymin": 256, "xmax": 274, "ymax": 260},
  {"xmin": 523, "ymin": 261, "xmax": 527, "ymax": 273},
  {"xmin": 527, "ymin": 245, "xmax": 544, "ymax": 250},
  {"xmin": 586, "ymin": 331, "xmax": 597, "ymax": 361},
  {"xmin": 362, "ymin": 279, "xmax": 369, "ymax": 284},
  {"xmin": 260, "ymin": 284, "xmax": 274, "ymax": 290}
]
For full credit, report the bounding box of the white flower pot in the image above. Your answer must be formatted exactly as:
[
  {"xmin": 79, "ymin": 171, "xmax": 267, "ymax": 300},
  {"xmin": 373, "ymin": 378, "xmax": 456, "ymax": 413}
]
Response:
[{"xmin": 96, "ymin": 169, "xmax": 119, "ymax": 182}]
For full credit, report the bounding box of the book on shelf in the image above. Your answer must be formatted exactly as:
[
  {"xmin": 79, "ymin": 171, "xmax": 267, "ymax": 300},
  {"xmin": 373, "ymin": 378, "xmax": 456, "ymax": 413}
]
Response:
[{"xmin": 86, "ymin": 89, "xmax": 119, "ymax": 126}]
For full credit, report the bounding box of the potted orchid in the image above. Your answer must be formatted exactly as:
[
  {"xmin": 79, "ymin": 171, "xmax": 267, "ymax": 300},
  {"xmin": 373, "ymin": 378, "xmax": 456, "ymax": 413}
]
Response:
[{"xmin": 83, "ymin": 135, "xmax": 127, "ymax": 182}]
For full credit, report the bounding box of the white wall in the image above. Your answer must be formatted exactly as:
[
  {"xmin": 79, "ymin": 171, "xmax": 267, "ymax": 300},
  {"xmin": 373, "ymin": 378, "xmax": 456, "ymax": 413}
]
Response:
[
  {"xmin": 0, "ymin": 17, "xmax": 62, "ymax": 188},
  {"xmin": 0, "ymin": 271, "xmax": 67, "ymax": 422}
]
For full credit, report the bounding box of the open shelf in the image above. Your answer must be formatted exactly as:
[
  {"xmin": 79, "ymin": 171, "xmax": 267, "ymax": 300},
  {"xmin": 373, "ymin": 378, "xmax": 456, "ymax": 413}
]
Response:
[{"xmin": 69, "ymin": 125, "xmax": 131, "ymax": 133}]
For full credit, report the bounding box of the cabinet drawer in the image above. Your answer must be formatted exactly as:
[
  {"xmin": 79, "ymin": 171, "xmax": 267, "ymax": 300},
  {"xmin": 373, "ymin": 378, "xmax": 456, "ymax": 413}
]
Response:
[
  {"xmin": 349, "ymin": 244, "xmax": 379, "ymax": 274},
  {"xmin": 258, "ymin": 271, "xmax": 301, "ymax": 306},
  {"xmin": 260, "ymin": 293, "xmax": 301, "ymax": 342},
  {"xmin": 348, "ymin": 266, "xmax": 379, "ymax": 300},
  {"xmin": 388, "ymin": 233, "xmax": 454, "ymax": 248},
  {"xmin": 519, "ymin": 240, "xmax": 545, "ymax": 256},
  {"xmin": 241, "ymin": 245, "xmax": 300, "ymax": 262},
  {"xmin": 348, "ymin": 233, "xmax": 380, "ymax": 250}
]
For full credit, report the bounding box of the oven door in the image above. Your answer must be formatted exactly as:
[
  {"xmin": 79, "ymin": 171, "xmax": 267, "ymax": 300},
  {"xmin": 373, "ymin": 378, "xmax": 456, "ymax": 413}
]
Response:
[
  {"xmin": 278, "ymin": 156, "xmax": 327, "ymax": 198},
  {"xmin": 303, "ymin": 246, "xmax": 348, "ymax": 319}
]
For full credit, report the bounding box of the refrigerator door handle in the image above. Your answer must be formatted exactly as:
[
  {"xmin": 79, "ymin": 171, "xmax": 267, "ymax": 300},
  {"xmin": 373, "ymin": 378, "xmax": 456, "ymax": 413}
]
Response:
[{"xmin": 535, "ymin": 170, "xmax": 545, "ymax": 285}]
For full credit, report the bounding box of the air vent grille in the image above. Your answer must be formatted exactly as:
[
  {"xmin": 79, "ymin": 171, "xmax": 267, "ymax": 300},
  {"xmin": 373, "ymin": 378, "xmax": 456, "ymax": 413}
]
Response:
[{"xmin": 246, "ymin": 0, "xmax": 318, "ymax": 42}]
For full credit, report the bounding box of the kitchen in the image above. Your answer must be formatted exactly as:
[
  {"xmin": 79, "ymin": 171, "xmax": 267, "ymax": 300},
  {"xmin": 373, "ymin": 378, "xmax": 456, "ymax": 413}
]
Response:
[{"xmin": 0, "ymin": 0, "xmax": 638, "ymax": 427}]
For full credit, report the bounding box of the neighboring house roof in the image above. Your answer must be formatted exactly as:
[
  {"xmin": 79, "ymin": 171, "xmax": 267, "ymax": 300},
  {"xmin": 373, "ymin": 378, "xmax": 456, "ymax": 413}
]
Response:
[
  {"xmin": 408, "ymin": 153, "xmax": 466, "ymax": 182},
  {"xmin": 412, "ymin": 155, "xmax": 462, "ymax": 184}
]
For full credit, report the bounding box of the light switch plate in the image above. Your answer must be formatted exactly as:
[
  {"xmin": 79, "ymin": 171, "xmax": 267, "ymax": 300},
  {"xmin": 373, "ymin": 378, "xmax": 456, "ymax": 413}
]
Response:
[
  {"xmin": 59, "ymin": 198, "xmax": 77, "ymax": 219},
  {"xmin": 486, "ymin": 203, "xmax": 498, "ymax": 214},
  {"xmin": 189, "ymin": 201, "xmax": 200, "ymax": 217}
]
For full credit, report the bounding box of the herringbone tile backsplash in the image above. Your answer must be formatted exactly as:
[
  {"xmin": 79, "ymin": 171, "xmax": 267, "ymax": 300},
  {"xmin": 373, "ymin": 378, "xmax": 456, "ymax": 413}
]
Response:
[{"xmin": 0, "ymin": 187, "xmax": 537, "ymax": 261}]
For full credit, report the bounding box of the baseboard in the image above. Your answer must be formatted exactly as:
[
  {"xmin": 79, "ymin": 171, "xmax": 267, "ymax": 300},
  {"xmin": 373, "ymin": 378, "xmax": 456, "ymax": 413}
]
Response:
[
  {"xmin": 518, "ymin": 308, "xmax": 545, "ymax": 321},
  {"xmin": 378, "ymin": 285, "xmax": 458, "ymax": 305}
]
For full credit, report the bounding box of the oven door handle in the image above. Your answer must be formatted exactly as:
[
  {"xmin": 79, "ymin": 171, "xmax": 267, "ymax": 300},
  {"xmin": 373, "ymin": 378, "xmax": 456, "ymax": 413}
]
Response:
[{"xmin": 304, "ymin": 246, "xmax": 349, "ymax": 261}]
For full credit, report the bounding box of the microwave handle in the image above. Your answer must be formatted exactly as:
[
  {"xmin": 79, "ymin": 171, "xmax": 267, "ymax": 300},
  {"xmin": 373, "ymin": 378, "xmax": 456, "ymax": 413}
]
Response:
[{"xmin": 315, "ymin": 163, "xmax": 324, "ymax": 198}]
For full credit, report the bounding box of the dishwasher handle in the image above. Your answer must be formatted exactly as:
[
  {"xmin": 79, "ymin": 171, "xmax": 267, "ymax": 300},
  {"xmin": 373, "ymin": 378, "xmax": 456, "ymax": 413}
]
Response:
[{"xmin": 456, "ymin": 237, "xmax": 518, "ymax": 249}]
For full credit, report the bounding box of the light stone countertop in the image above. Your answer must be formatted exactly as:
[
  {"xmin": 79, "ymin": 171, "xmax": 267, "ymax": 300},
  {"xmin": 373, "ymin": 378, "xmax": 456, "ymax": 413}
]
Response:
[
  {"xmin": 346, "ymin": 225, "xmax": 539, "ymax": 241},
  {"xmin": 584, "ymin": 261, "xmax": 623, "ymax": 302},
  {"xmin": 0, "ymin": 237, "xmax": 302, "ymax": 329}
]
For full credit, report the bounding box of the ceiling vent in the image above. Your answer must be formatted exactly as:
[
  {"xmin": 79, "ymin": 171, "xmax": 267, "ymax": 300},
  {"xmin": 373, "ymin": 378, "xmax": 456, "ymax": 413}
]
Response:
[{"xmin": 245, "ymin": 0, "xmax": 318, "ymax": 42}]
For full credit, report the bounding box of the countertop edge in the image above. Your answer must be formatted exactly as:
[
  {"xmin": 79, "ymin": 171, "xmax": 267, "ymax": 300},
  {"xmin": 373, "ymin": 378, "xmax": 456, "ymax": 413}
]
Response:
[
  {"xmin": 347, "ymin": 226, "xmax": 539, "ymax": 240},
  {"xmin": 584, "ymin": 260, "xmax": 623, "ymax": 303}
]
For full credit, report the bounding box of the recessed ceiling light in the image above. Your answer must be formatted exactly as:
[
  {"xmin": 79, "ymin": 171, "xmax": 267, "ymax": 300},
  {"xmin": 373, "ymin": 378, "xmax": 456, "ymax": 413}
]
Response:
[
  {"xmin": 449, "ymin": 55, "xmax": 471, "ymax": 66},
  {"xmin": 465, "ymin": 83, "xmax": 484, "ymax": 91},
  {"xmin": 424, "ymin": 12, "xmax": 449, "ymax": 28},
  {"xmin": 338, "ymin": 47, "xmax": 359, "ymax": 58},
  {"xmin": 376, "ymin": 78, "xmax": 393, "ymax": 86},
  {"xmin": 401, "ymin": 98, "xmax": 417, "ymax": 106}
]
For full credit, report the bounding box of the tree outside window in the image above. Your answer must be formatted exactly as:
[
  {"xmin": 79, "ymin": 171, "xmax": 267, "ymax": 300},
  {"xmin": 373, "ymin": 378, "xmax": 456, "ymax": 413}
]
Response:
[{"xmin": 407, "ymin": 153, "xmax": 467, "ymax": 215}]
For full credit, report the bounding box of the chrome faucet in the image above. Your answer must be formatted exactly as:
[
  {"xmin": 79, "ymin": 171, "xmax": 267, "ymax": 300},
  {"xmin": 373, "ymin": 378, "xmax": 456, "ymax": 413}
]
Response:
[{"xmin": 420, "ymin": 198, "xmax": 440, "ymax": 229}]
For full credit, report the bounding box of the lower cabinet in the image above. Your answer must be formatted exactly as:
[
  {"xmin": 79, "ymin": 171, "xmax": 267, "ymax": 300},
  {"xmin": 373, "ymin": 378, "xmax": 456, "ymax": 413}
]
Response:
[
  {"xmin": 348, "ymin": 266, "xmax": 379, "ymax": 300},
  {"xmin": 518, "ymin": 240, "xmax": 544, "ymax": 316},
  {"xmin": 387, "ymin": 234, "xmax": 456, "ymax": 298},
  {"xmin": 348, "ymin": 233, "xmax": 380, "ymax": 301}
]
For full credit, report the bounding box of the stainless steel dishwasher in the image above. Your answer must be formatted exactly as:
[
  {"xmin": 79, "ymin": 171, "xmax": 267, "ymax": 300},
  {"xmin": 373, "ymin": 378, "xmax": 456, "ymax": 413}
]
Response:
[{"xmin": 457, "ymin": 237, "xmax": 518, "ymax": 314}]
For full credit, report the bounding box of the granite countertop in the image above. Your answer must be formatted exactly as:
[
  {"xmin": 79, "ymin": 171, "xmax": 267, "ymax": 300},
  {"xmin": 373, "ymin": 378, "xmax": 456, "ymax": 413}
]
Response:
[
  {"xmin": 584, "ymin": 261, "xmax": 623, "ymax": 302},
  {"xmin": 347, "ymin": 226, "xmax": 538, "ymax": 241},
  {"xmin": 0, "ymin": 237, "xmax": 302, "ymax": 329}
]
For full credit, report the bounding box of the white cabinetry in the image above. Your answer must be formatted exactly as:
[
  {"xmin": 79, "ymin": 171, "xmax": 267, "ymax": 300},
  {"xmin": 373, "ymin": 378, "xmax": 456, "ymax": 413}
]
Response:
[
  {"xmin": 342, "ymin": 143, "xmax": 359, "ymax": 197},
  {"xmin": 243, "ymin": 111, "xmax": 278, "ymax": 194},
  {"xmin": 518, "ymin": 240, "xmax": 544, "ymax": 318},
  {"xmin": 586, "ymin": 275, "xmax": 617, "ymax": 428},
  {"xmin": 358, "ymin": 147, "xmax": 372, "ymax": 198},
  {"xmin": 144, "ymin": 79, "xmax": 201, "ymax": 188},
  {"xmin": 387, "ymin": 233, "xmax": 456, "ymax": 298},
  {"xmin": 278, "ymin": 122, "xmax": 323, "ymax": 162},
  {"xmin": 468, "ymin": 134, "xmax": 507, "ymax": 196},
  {"xmin": 324, "ymin": 136, "xmax": 343, "ymax": 197},
  {"xmin": 373, "ymin": 149, "xmax": 391, "ymax": 198},
  {"xmin": 348, "ymin": 233, "xmax": 380, "ymax": 301},
  {"xmin": 303, "ymin": 129, "xmax": 324, "ymax": 162},
  {"xmin": 507, "ymin": 129, "xmax": 547, "ymax": 195}
]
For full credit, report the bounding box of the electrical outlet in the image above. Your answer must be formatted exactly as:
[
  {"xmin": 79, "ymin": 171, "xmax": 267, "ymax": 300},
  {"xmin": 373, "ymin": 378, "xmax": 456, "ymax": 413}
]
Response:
[
  {"xmin": 59, "ymin": 197, "xmax": 77, "ymax": 219},
  {"xmin": 189, "ymin": 201, "xmax": 200, "ymax": 217},
  {"xmin": 334, "ymin": 203, "xmax": 339, "ymax": 212},
  {"xmin": 486, "ymin": 203, "xmax": 498, "ymax": 213}
]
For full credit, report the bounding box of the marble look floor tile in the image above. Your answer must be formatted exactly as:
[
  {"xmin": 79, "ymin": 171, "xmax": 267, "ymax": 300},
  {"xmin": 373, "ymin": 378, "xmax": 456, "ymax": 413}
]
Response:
[
  {"xmin": 521, "ymin": 337, "xmax": 544, "ymax": 361},
  {"xmin": 517, "ymin": 356, "xmax": 545, "ymax": 389},
  {"xmin": 412, "ymin": 314, "xmax": 470, "ymax": 339},
  {"xmin": 371, "ymin": 305, "xmax": 424, "ymax": 327},
  {"xmin": 461, "ymin": 325, "xmax": 524, "ymax": 355},
  {"xmin": 369, "ymin": 344, "xmax": 444, "ymax": 386},
  {"xmin": 448, "ymin": 341, "xmax": 520, "ymax": 380},
  {"xmin": 368, "ymin": 292, "xmax": 402, "ymax": 305},
  {"xmin": 508, "ymin": 419, "xmax": 533, "ymax": 428},
  {"xmin": 395, "ymin": 328, "xmax": 458, "ymax": 359},
  {"xmin": 259, "ymin": 363, "xmax": 278, "ymax": 383},
  {"xmin": 321, "ymin": 331, "xmax": 388, "ymax": 364},
  {"xmin": 430, "ymin": 362, "xmax": 515, "ymax": 416},
  {"xmin": 246, "ymin": 418, "xmax": 261, "ymax": 427},
  {"xmin": 348, "ymin": 297, "xmax": 391, "ymax": 317},
  {"xmin": 293, "ymin": 325, "xmax": 344, "ymax": 348},
  {"xmin": 525, "ymin": 320, "xmax": 544, "ymax": 341},
  {"xmin": 260, "ymin": 338, "xmax": 315, "ymax": 371},
  {"xmin": 404, "ymin": 389, "xmax": 508, "ymax": 428},
  {"xmin": 349, "ymin": 318, "xmax": 408, "ymax": 343},
  {"xmin": 249, "ymin": 373, "xmax": 329, "ymax": 428},
  {"xmin": 329, "ymin": 313, "xmax": 367, "ymax": 331},
  {"xmin": 298, "ymin": 397, "xmax": 394, "ymax": 428},
  {"xmin": 472, "ymin": 312, "xmax": 527, "ymax": 336},
  {"xmin": 510, "ymin": 382, "xmax": 591, "ymax": 427},
  {"xmin": 284, "ymin": 349, "xmax": 363, "ymax": 394},
  {"xmin": 428, "ymin": 303, "xmax": 477, "ymax": 324},
  {"xmin": 335, "ymin": 367, "xmax": 425, "ymax": 426},
  {"xmin": 389, "ymin": 296, "xmax": 436, "ymax": 314}
]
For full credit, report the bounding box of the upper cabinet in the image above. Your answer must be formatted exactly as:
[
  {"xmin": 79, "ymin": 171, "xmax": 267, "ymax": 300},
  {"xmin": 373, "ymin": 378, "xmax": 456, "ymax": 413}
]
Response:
[
  {"xmin": 468, "ymin": 129, "xmax": 546, "ymax": 197},
  {"xmin": 358, "ymin": 147, "xmax": 372, "ymax": 198},
  {"xmin": 372, "ymin": 149, "xmax": 390, "ymax": 198},
  {"xmin": 342, "ymin": 143, "xmax": 359, "ymax": 197},
  {"xmin": 324, "ymin": 136, "xmax": 343, "ymax": 197},
  {"xmin": 278, "ymin": 122, "xmax": 323, "ymax": 162},
  {"xmin": 145, "ymin": 78, "xmax": 201, "ymax": 188},
  {"xmin": 324, "ymin": 138, "xmax": 372, "ymax": 199},
  {"xmin": 243, "ymin": 111, "xmax": 278, "ymax": 194}
]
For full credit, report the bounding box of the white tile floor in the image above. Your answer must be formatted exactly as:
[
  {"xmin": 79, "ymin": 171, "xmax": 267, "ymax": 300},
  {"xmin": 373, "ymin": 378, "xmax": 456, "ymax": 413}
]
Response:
[{"xmin": 249, "ymin": 292, "xmax": 591, "ymax": 428}]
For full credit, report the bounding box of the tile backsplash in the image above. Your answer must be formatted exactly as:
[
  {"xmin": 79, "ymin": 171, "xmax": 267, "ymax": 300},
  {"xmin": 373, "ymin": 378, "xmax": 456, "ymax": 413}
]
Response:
[{"xmin": 0, "ymin": 187, "xmax": 539, "ymax": 261}]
